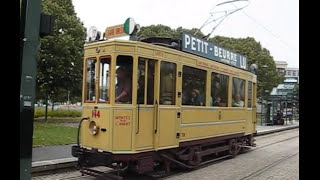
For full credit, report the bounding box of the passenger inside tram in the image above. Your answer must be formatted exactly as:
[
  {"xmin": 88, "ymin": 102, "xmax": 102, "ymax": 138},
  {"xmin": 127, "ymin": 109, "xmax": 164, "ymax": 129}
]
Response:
[
  {"xmin": 115, "ymin": 66, "xmax": 132, "ymax": 103},
  {"xmin": 232, "ymin": 94, "xmax": 244, "ymax": 107}
]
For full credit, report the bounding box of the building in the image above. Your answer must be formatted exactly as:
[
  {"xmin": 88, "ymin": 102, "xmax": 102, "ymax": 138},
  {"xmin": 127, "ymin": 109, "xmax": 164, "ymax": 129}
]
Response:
[
  {"xmin": 274, "ymin": 61, "xmax": 288, "ymax": 76},
  {"xmin": 275, "ymin": 61, "xmax": 299, "ymax": 84},
  {"xmin": 284, "ymin": 67, "xmax": 299, "ymax": 83}
]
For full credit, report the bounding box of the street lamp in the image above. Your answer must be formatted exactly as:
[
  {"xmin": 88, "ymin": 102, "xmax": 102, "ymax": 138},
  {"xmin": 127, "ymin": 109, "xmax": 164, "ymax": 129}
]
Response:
[
  {"xmin": 67, "ymin": 91, "xmax": 70, "ymax": 110},
  {"xmin": 261, "ymin": 89, "xmax": 270, "ymax": 126}
]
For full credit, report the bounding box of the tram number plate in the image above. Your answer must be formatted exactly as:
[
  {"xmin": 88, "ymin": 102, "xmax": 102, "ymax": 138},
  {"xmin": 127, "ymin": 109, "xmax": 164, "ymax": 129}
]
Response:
[{"xmin": 92, "ymin": 110, "xmax": 100, "ymax": 118}]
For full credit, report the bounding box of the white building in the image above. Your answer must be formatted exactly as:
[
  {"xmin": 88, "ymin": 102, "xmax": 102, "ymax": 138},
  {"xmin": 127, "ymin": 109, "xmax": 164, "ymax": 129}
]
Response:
[
  {"xmin": 284, "ymin": 67, "xmax": 299, "ymax": 84},
  {"xmin": 274, "ymin": 61, "xmax": 288, "ymax": 76},
  {"xmin": 275, "ymin": 61, "xmax": 299, "ymax": 84}
]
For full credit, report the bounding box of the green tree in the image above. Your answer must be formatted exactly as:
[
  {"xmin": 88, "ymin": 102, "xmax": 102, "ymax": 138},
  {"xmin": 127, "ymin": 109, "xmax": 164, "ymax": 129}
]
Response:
[
  {"xmin": 37, "ymin": 0, "xmax": 86, "ymax": 108},
  {"xmin": 137, "ymin": 24, "xmax": 175, "ymax": 39}
]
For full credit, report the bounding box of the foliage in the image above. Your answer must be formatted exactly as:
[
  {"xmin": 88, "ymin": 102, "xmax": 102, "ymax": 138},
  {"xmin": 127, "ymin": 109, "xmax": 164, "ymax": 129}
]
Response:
[
  {"xmin": 34, "ymin": 108, "xmax": 81, "ymax": 118},
  {"xmin": 36, "ymin": 0, "xmax": 86, "ymax": 104},
  {"xmin": 137, "ymin": 25, "xmax": 205, "ymax": 40}
]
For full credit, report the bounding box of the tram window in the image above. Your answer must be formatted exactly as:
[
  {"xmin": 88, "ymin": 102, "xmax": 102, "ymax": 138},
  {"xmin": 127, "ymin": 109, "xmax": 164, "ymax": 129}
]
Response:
[
  {"xmin": 85, "ymin": 58, "xmax": 97, "ymax": 102},
  {"xmin": 147, "ymin": 60, "xmax": 155, "ymax": 105},
  {"xmin": 211, "ymin": 72, "xmax": 228, "ymax": 107},
  {"xmin": 115, "ymin": 55, "xmax": 133, "ymax": 104},
  {"xmin": 160, "ymin": 61, "xmax": 176, "ymax": 105},
  {"xmin": 137, "ymin": 58, "xmax": 155, "ymax": 105},
  {"xmin": 247, "ymin": 81, "xmax": 252, "ymax": 108},
  {"xmin": 253, "ymin": 83, "xmax": 256, "ymax": 107},
  {"xmin": 232, "ymin": 77, "xmax": 245, "ymax": 107},
  {"xmin": 182, "ymin": 66, "xmax": 206, "ymax": 106},
  {"xmin": 137, "ymin": 59, "xmax": 145, "ymax": 104},
  {"xmin": 99, "ymin": 57, "xmax": 111, "ymax": 103}
]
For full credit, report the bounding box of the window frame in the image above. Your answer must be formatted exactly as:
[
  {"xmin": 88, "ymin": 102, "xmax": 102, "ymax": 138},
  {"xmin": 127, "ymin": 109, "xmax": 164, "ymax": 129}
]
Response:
[
  {"xmin": 98, "ymin": 55, "xmax": 112, "ymax": 104},
  {"xmin": 159, "ymin": 61, "xmax": 177, "ymax": 106},
  {"xmin": 231, "ymin": 77, "xmax": 246, "ymax": 108},
  {"xmin": 115, "ymin": 55, "xmax": 134, "ymax": 104},
  {"xmin": 210, "ymin": 71, "xmax": 229, "ymax": 107},
  {"xmin": 247, "ymin": 81, "xmax": 253, "ymax": 108},
  {"xmin": 137, "ymin": 57, "xmax": 147, "ymax": 105},
  {"xmin": 182, "ymin": 65, "xmax": 207, "ymax": 107},
  {"xmin": 84, "ymin": 57, "xmax": 97, "ymax": 103}
]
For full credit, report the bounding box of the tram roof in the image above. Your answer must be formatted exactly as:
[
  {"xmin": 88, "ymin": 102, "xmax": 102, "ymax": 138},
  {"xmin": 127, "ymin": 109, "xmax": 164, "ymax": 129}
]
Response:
[{"xmin": 84, "ymin": 38, "xmax": 256, "ymax": 75}]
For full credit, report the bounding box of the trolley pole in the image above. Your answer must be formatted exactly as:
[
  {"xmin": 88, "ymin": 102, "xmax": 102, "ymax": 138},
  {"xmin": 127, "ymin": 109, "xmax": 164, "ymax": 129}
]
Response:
[
  {"xmin": 20, "ymin": 0, "xmax": 41, "ymax": 179},
  {"xmin": 260, "ymin": 95, "xmax": 263, "ymax": 126}
]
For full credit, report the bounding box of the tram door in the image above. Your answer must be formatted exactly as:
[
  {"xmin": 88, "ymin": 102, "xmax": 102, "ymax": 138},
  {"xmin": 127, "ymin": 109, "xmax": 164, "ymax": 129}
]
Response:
[
  {"xmin": 135, "ymin": 58, "xmax": 157, "ymax": 151},
  {"xmin": 155, "ymin": 61, "xmax": 179, "ymax": 149}
]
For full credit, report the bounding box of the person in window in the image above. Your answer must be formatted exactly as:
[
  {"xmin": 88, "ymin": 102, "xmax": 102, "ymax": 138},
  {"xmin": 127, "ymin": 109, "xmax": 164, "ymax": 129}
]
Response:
[
  {"xmin": 213, "ymin": 96, "xmax": 222, "ymax": 106},
  {"xmin": 210, "ymin": 96, "xmax": 214, "ymax": 106},
  {"xmin": 115, "ymin": 66, "xmax": 132, "ymax": 103},
  {"xmin": 187, "ymin": 89, "xmax": 203, "ymax": 106},
  {"xmin": 232, "ymin": 94, "xmax": 244, "ymax": 107}
]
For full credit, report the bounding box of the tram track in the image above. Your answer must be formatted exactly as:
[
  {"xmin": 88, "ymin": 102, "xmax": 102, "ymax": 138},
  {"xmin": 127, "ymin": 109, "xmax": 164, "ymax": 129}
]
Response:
[
  {"xmin": 32, "ymin": 129, "xmax": 299, "ymax": 180},
  {"xmin": 159, "ymin": 133, "xmax": 299, "ymax": 180},
  {"xmin": 238, "ymin": 152, "xmax": 299, "ymax": 180}
]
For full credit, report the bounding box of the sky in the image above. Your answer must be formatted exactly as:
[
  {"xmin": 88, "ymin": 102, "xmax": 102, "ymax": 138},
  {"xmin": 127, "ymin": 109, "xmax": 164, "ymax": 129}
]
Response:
[{"xmin": 72, "ymin": 0, "xmax": 299, "ymax": 68}]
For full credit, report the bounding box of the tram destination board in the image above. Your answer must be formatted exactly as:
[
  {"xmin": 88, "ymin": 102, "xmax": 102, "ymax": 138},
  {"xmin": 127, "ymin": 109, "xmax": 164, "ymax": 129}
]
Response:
[{"xmin": 182, "ymin": 33, "xmax": 248, "ymax": 70}]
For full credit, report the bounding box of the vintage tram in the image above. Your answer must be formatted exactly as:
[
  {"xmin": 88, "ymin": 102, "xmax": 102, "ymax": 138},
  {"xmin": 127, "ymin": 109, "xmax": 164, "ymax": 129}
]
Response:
[{"xmin": 72, "ymin": 24, "xmax": 257, "ymax": 178}]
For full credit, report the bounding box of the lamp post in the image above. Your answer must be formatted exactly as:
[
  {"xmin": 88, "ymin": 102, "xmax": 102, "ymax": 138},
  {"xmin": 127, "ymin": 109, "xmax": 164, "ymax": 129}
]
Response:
[
  {"xmin": 68, "ymin": 91, "xmax": 70, "ymax": 110},
  {"xmin": 260, "ymin": 90, "xmax": 263, "ymax": 126},
  {"xmin": 264, "ymin": 90, "xmax": 270, "ymax": 125},
  {"xmin": 259, "ymin": 65, "xmax": 268, "ymax": 126}
]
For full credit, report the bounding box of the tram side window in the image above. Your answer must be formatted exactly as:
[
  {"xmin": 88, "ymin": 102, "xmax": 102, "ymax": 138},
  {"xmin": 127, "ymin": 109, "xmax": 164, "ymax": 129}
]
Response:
[
  {"xmin": 232, "ymin": 77, "xmax": 245, "ymax": 107},
  {"xmin": 182, "ymin": 66, "xmax": 206, "ymax": 106},
  {"xmin": 137, "ymin": 59, "xmax": 145, "ymax": 104},
  {"xmin": 115, "ymin": 55, "xmax": 133, "ymax": 104},
  {"xmin": 147, "ymin": 60, "xmax": 155, "ymax": 105},
  {"xmin": 160, "ymin": 61, "xmax": 176, "ymax": 105},
  {"xmin": 211, "ymin": 72, "xmax": 228, "ymax": 107},
  {"xmin": 247, "ymin": 81, "xmax": 252, "ymax": 108},
  {"xmin": 253, "ymin": 83, "xmax": 256, "ymax": 107},
  {"xmin": 99, "ymin": 57, "xmax": 111, "ymax": 103},
  {"xmin": 137, "ymin": 58, "xmax": 155, "ymax": 105},
  {"xmin": 86, "ymin": 58, "xmax": 97, "ymax": 102}
]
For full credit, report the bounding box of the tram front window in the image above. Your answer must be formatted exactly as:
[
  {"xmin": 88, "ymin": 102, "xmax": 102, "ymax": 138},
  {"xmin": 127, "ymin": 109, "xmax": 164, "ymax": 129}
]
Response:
[
  {"xmin": 85, "ymin": 58, "xmax": 97, "ymax": 102},
  {"xmin": 99, "ymin": 57, "xmax": 111, "ymax": 103},
  {"xmin": 115, "ymin": 55, "xmax": 133, "ymax": 104}
]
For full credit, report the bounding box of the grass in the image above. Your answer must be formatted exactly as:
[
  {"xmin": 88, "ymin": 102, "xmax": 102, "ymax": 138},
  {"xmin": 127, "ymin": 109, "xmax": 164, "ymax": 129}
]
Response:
[
  {"xmin": 34, "ymin": 108, "xmax": 81, "ymax": 118},
  {"xmin": 34, "ymin": 117, "xmax": 81, "ymax": 123},
  {"xmin": 33, "ymin": 122, "xmax": 77, "ymax": 147}
]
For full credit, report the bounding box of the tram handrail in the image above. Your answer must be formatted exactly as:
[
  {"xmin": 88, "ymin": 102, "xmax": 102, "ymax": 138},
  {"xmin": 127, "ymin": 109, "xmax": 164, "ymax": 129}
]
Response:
[{"xmin": 136, "ymin": 104, "xmax": 140, "ymax": 134}]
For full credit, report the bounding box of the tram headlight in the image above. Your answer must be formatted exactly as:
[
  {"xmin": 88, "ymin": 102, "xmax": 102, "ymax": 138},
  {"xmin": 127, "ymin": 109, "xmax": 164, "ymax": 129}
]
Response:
[{"xmin": 89, "ymin": 121, "xmax": 99, "ymax": 135}]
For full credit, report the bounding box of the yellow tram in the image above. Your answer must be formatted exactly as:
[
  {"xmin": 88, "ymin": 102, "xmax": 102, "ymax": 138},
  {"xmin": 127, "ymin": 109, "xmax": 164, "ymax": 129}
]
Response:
[{"xmin": 72, "ymin": 23, "xmax": 257, "ymax": 177}]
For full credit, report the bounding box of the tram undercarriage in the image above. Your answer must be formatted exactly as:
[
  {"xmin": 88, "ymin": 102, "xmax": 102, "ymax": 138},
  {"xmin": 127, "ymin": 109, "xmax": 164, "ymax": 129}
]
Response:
[{"xmin": 72, "ymin": 133, "xmax": 256, "ymax": 179}]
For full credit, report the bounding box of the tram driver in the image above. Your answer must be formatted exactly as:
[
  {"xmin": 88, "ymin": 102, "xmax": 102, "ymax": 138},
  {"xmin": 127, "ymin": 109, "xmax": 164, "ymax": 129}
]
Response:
[{"xmin": 115, "ymin": 66, "xmax": 132, "ymax": 103}]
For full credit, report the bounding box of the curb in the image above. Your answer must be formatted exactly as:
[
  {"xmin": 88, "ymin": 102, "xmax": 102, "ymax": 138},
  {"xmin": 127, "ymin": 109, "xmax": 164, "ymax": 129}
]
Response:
[
  {"xmin": 256, "ymin": 125, "xmax": 299, "ymax": 136},
  {"xmin": 32, "ymin": 157, "xmax": 77, "ymax": 173},
  {"xmin": 32, "ymin": 125, "xmax": 299, "ymax": 174}
]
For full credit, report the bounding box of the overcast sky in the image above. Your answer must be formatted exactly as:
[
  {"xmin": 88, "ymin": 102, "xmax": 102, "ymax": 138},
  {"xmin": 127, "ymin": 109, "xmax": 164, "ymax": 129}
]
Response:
[{"xmin": 72, "ymin": 0, "xmax": 299, "ymax": 68}]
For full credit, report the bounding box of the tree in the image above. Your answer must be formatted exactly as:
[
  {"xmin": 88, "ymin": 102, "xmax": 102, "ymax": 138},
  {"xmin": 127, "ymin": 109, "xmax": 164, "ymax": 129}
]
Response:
[
  {"xmin": 137, "ymin": 24, "xmax": 176, "ymax": 39},
  {"xmin": 37, "ymin": 0, "xmax": 86, "ymax": 108},
  {"xmin": 137, "ymin": 24, "xmax": 283, "ymax": 97},
  {"xmin": 137, "ymin": 25, "xmax": 205, "ymax": 40}
]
